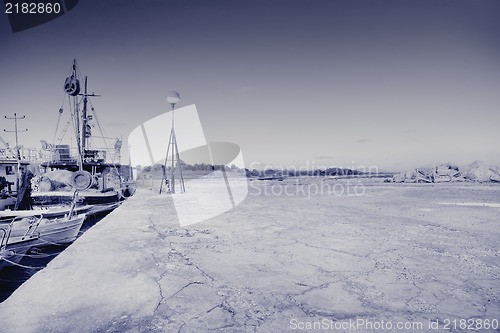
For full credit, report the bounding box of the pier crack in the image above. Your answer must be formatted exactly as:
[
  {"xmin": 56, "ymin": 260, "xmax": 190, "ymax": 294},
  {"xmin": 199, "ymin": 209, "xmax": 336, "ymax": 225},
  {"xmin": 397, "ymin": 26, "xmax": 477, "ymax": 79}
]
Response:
[{"xmin": 151, "ymin": 253, "xmax": 168, "ymax": 314}]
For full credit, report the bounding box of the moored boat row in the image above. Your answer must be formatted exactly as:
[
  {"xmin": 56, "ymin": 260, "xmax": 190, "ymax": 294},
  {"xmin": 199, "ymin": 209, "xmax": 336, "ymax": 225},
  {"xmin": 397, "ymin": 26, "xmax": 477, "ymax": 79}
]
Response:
[{"xmin": 0, "ymin": 59, "xmax": 135, "ymax": 270}]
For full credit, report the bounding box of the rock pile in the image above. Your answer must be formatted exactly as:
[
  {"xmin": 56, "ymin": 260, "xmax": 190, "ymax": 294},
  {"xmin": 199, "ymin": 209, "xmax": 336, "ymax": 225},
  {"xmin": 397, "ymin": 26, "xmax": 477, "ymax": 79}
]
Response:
[{"xmin": 392, "ymin": 161, "xmax": 500, "ymax": 183}]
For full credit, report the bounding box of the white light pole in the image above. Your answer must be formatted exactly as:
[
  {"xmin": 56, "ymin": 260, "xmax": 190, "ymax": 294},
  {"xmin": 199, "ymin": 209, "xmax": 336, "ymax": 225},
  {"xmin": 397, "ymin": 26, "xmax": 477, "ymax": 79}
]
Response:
[{"xmin": 160, "ymin": 91, "xmax": 185, "ymax": 194}]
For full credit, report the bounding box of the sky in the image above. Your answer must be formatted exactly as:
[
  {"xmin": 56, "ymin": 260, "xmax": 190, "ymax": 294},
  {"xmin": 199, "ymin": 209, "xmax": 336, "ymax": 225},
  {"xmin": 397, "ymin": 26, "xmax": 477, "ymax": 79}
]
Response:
[{"xmin": 1, "ymin": 0, "xmax": 499, "ymax": 171}]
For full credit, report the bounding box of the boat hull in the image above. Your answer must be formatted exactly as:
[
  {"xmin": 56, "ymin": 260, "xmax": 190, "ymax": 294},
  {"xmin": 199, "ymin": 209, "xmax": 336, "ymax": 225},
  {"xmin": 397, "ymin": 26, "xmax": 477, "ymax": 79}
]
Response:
[
  {"xmin": 7, "ymin": 213, "xmax": 86, "ymax": 248},
  {"xmin": 0, "ymin": 224, "xmax": 38, "ymax": 270},
  {"xmin": 0, "ymin": 205, "xmax": 92, "ymax": 220},
  {"xmin": 31, "ymin": 190, "xmax": 121, "ymax": 216},
  {"xmin": 33, "ymin": 214, "xmax": 86, "ymax": 246},
  {"xmin": 87, "ymin": 201, "xmax": 122, "ymax": 215},
  {"xmin": 0, "ymin": 240, "xmax": 34, "ymax": 270},
  {"xmin": 0, "ymin": 197, "xmax": 16, "ymax": 211}
]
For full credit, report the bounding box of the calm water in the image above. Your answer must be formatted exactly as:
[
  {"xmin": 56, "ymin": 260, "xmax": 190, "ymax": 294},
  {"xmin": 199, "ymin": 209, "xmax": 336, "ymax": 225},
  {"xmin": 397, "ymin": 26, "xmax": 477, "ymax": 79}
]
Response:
[{"xmin": 0, "ymin": 213, "xmax": 109, "ymax": 303}]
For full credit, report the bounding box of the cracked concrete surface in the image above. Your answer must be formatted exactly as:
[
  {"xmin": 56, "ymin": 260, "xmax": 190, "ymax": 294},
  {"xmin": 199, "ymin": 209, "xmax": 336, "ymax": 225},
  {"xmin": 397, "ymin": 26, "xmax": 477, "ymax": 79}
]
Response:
[{"xmin": 0, "ymin": 179, "xmax": 498, "ymax": 332}]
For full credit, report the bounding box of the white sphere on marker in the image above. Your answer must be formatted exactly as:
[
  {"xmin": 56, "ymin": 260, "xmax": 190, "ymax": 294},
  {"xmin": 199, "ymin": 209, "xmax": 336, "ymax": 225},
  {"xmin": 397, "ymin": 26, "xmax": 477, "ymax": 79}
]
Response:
[{"xmin": 166, "ymin": 91, "xmax": 181, "ymax": 106}]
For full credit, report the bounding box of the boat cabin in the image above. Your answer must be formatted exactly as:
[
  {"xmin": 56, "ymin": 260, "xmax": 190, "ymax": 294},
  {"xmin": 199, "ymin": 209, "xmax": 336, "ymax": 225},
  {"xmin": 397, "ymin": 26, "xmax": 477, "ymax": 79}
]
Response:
[{"xmin": 0, "ymin": 157, "xmax": 29, "ymax": 194}]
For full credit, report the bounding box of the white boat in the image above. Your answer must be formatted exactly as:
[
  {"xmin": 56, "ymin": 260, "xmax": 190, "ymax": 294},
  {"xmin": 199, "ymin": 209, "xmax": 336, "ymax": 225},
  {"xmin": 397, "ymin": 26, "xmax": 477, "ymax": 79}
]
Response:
[
  {"xmin": 0, "ymin": 209, "xmax": 87, "ymax": 249},
  {"xmin": 0, "ymin": 210, "xmax": 86, "ymax": 270}
]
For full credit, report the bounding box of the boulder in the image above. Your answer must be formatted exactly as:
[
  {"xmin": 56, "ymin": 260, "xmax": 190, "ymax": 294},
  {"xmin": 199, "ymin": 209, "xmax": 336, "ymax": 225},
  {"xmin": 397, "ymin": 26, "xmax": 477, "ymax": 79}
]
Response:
[
  {"xmin": 393, "ymin": 173, "xmax": 406, "ymax": 183},
  {"xmin": 463, "ymin": 161, "xmax": 499, "ymax": 182},
  {"xmin": 490, "ymin": 172, "xmax": 500, "ymax": 182},
  {"xmin": 436, "ymin": 163, "xmax": 459, "ymax": 176}
]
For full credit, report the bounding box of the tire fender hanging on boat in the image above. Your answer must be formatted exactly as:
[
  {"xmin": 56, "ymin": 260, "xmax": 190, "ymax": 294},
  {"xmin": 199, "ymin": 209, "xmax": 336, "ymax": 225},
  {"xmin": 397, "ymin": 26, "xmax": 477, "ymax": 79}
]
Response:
[{"xmin": 71, "ymin": 171, "xmax": 93, "ymax": 190}]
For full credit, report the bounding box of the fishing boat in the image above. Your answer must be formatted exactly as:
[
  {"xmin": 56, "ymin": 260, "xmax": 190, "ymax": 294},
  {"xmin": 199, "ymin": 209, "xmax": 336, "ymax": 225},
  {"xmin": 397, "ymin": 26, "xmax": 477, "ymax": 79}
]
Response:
[{"xmin": 31, "ymin": 59, "xmax": 134, "ymax": 215}]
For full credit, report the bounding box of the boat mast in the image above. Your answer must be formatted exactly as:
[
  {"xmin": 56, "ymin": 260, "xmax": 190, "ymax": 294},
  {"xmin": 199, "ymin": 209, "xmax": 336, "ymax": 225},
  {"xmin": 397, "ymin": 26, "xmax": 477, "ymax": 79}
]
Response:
[
  {"xmin": 64, "ymin": 60, "xmax": 99, "ymax": 171},
  {"xmin": 3, "ymin": 113, "xmax": 27, "ymax": 191}
]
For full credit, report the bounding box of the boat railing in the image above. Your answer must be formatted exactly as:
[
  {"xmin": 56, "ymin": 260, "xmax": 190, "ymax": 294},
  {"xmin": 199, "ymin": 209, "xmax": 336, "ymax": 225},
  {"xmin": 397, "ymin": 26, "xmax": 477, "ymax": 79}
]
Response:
[
  {"xmin": 20, "ymin": 148, "xmax": 40, "ymax": 163},
  {"xmin": 40, "ymin": 145, "xmax": 121, "ymax": 165},
  {"xmin": 0, "ymin": 148, "xmax": 40, "ymax": 163},
  {"xmin": 17, "ymin": 216, "xmax": 43, "ymax": 240},
  {"xmin": 0, "ymin": 149, "xmax": 15, "ymax": 159}
]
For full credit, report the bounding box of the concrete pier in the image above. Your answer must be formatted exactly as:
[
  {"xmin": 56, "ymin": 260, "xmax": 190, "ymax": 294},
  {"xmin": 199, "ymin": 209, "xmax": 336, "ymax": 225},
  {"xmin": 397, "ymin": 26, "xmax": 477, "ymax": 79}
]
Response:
[{"xmin": 0, "ymin": 180, "xmax": 499, "ymax": 332}]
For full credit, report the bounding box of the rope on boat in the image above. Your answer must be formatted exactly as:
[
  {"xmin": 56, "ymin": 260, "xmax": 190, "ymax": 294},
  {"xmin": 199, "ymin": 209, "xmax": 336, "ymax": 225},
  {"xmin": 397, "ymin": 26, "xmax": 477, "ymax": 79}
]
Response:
[
  {"xmin": 88, "ymin": 100, "xmax": 118, "ymax": 163},
  {"xmin": 52, "ymin": 104, "xmax": 64, "ymax": 145},
  {"xmin": 4, "ymin": 247, "xmax": 59, "ymax": 259},
  {"xmin": 36, "ymin": 237, "xmax": 71, "ymax": 247},
  {"xmin": 0, "ymin": 257, "xmax": 44, "ymax": 270},
  {"xmin": 88, "ymin": 99, "xmax": 112, "ymax": 155},
  {"xmin": 55, "ymin": 96, "xmax": 73, "ymax": 145},
  {"xmin": 88, "ymin": 99, "xmax": 126, "ymax": 196},
  {"xmin": 21, "ymin": 251, "xmax": 59, "ymax": 259}
]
